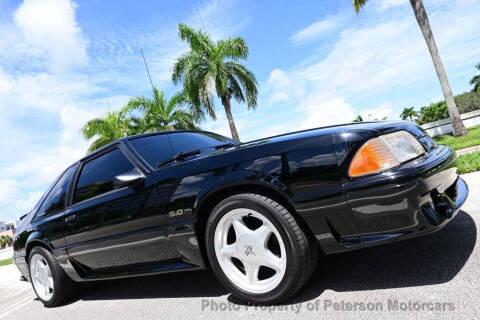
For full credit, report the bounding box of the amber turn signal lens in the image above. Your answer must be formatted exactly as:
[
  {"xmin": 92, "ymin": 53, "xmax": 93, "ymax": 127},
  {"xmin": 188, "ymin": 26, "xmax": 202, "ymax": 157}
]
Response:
[
  {"xmin": 348, "ymin": 138, "xmax": 399, "ymax": 177},
  {"xmin": 348, "ymin": 131, "xmax": 425, "ymax": 177}
]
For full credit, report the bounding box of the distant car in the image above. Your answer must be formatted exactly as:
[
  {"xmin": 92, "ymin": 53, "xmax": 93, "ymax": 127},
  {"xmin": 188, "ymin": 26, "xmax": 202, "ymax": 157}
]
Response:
[{"xmin": 13, "ymin": 121, "xmax": 468, "ymax": 306}]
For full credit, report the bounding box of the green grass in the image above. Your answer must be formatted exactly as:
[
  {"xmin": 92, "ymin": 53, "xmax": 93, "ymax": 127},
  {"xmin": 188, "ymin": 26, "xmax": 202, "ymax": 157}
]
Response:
[
  {"xmin": 0, "ymin": 258, "xmax": 12, "ymax": 266},
  {"xmin": 455, "ymin": 151, "xmax": 480, "ymax": 174},
  {"xmin": 433, "ymin": 125, "xmax": 480, "ymax": 150}
]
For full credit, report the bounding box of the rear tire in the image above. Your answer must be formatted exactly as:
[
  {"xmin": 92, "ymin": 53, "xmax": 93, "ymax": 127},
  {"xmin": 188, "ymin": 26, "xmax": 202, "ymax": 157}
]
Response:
[
  {"xmin": 28, "ymin": 247, "xmax": 76, "ymax": 307},
  {"xmin": 205, "ymin": 193, "xmax": 317, "ymax": 304}
]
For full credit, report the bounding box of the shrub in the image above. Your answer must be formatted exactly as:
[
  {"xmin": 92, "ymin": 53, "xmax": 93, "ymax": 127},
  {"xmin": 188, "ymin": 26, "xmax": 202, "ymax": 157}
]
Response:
[
  {"xmin": 416, "ymin": 101, "xmax": 449, "ymax": 125},
  {"xmin": 455, "ymin": 91, "xmax": 480, "ymax": 113},
  {"xmin": 0, "ymin": 235, "xmax": 12, "ymax": 248},
  {"xmin": 415, "ymin": 91, "xmax": 480, "ymax": 125}
]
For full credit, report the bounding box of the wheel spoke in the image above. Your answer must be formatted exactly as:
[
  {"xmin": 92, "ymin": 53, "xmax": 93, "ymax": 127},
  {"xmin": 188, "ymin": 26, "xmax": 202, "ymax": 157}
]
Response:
[
  {"xmin": 244, "ymin": 263, "xmax": 259, "ymax": 284},
  {"xmin": 253, "ymin": 224, "xmax": 272, "ymax": 245},
  {"xmin": 47, "ymin": 276, "xmax": 54, "ymax": 289},
  {"xmin": 44, "ymin": 282, "xmax": 49, "ymax": 297},
  {"xmin": 260, "ymin": 251, "xmax": 282, "ymax": 272},
  {"xmin": 30, "ymin": 254, "xmax": 54, "ymax": 300},
  {"xmin": 232, "ymin": 217, "xmax": 251, "ymax": 237},
  {"xmin": 221, "ymin": 244, "xmax": 236, "ymax": 258},
  {"xmin": 214, "ymin": 207, "xmax": 287, "ymax": 294}
]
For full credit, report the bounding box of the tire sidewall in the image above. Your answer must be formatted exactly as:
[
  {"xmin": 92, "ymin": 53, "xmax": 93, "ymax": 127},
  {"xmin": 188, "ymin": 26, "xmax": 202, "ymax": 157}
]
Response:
[
  {"xmin": 205, "ymin": 194, "xmax": 305, "ymax": 304},
  {"xmin": 28, "ymin": 247, "xmax": 60, "ymax": 307}
]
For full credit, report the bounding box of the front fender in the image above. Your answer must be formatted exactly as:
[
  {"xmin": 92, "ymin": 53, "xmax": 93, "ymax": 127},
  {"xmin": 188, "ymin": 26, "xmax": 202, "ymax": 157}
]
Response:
[{"xmin": 193, "ymin": 169, "xmax": 291, "ymax": 213}]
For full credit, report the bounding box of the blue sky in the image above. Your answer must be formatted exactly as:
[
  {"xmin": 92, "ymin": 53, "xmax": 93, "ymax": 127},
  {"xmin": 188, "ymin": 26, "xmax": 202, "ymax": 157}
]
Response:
[{"xmin": 1, "ymin": 0, "xmax": 479, "ymax": 222}]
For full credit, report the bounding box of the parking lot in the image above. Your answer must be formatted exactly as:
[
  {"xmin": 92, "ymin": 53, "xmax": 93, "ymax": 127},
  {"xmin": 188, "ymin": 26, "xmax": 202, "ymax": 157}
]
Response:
[{"xmin": 1, "ymin": 172, "xmax": 479, "ymax": 320}]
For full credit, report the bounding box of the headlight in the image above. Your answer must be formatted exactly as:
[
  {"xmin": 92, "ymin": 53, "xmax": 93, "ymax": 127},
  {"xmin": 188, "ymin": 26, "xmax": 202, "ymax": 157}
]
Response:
[{"xmin": 348, "ymin": 130, "xmax": 425, "ymax": 177}]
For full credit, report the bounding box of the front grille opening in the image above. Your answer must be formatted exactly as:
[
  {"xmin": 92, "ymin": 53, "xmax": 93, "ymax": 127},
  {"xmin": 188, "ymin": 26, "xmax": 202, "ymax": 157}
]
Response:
[{"xmin": 444, "ymin": 179, "xmax": 458, "ymax": 201}]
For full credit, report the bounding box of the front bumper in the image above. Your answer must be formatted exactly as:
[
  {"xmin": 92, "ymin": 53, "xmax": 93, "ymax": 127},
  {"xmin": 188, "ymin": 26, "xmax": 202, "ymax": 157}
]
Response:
[
  {"xmin": 321, "ymin": 145, "xmax": 469, "ymax": 253},
  {"xmin": 422, "ymin": 175, "xmax": 468, "ymax": 226}
]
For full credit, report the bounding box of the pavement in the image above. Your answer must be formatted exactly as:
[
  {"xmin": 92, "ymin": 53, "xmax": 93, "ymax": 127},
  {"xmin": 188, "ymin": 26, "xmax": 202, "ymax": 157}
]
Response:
[
  {"xmin": 456, "ymin": 145, "xmax": 480, "ymax": 155},
  {"xmin": 1, "ymin": 172, "xmax": 479, "ymax": 320},
  {"xmin": 0, "ymin": 247, "xmax": 13, "ymax": 261}
]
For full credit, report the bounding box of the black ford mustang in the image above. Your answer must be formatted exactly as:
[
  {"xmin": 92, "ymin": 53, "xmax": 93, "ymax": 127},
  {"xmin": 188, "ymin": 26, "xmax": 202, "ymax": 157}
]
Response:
[{"xmin": 13, "ymin": 121, "xmax": 468, "ymax": 306}]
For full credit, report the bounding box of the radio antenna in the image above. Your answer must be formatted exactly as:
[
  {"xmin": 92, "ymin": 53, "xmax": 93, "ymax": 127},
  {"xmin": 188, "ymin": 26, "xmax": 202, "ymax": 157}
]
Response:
[{"xmin": 140, "ymin": 48, "xmax": 155, "ymax": 92}]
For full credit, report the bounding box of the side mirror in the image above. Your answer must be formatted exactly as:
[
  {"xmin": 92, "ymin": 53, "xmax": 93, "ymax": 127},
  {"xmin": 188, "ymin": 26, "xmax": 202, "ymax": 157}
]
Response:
[{"xmin": 113, "ymin": 168, "xmax": 145, "ymax": 189}]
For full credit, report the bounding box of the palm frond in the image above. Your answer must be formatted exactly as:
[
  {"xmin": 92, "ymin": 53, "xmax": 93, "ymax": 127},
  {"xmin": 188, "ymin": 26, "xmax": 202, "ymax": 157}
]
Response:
[
  {"xmin": 218, "ymin": 37, "xmax": 248, "ymax": 60},
  {"xmin": 178, "ymin": 23, "xmax": 214, "ymax": 55},
  {"xmin": 352, "ymin": 0, "xmax": 369, "ymax": 13},
  {"xmin": 226, "ymin": 62, "xmax": 258, "ymax": 108},
  {"xmin": 470, "ymin": 75, "xmax": 480, "ymax": 92}
]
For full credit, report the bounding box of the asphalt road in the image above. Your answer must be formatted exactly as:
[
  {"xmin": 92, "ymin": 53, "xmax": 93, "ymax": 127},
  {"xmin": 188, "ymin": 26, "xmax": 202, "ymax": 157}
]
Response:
[
  {"xmin": 0, "ymin": 247, "xmax": 13, "ymax": 261},
  {"xmin": 1, "ymin": 172, "xmax": 479, "ymax": 320}
]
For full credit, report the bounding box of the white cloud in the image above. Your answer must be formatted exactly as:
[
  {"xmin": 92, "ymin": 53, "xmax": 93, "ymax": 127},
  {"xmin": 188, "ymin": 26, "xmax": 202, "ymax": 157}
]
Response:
[
  {"xmin": 377, "ymin": 0, "xmax": 408, "ymax": 12},
  {"xmin": 14, "ymin": 0, "xmax": 88, "ymax": 73},
  {"xmin": 266, "ymin": 69, "xmax": 305, "ymax": 103},
  {"xmin": 299, "ymin": 95, "xmax": 356, "ymax": 130},
  {"xmin": 267, "ymin": 0, "xmax": 480, "ymax": 120},
  {"xmin": 59, "ymin": 105, "xmax": 103, "ymax": 159},
  {"xmin": 0, "ymin": 179, "xmax": 43, "ymax": 216},
  {"xmin": 293, "ymin": 20, "xmax": 432, "ymax": 95},
  {"xmin": 360, "ymin": 102, "xmax": 394, "ymax": 121},
  {"xmin": 102, "ymin": 0, "xmax": 250, "ymax": 86},
  {"xmin": 291, "ymin": 18, "xmax": 337, "ymax": 45}
]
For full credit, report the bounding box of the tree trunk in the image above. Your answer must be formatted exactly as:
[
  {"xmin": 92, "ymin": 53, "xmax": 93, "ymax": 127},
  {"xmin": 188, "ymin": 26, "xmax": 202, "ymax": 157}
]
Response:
[
  {"xmin": 409, "ymin": 0, "xmax": 467, "ymax": 137},
  {"xmin": 221, "ymin": 95, "xmax": 240, "ymax": 141}
]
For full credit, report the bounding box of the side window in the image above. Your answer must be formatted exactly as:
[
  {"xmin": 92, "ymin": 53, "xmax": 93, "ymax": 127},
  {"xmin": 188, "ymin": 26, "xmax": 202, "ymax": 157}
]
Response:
[
  {"xmin": 73, "ymin": 148, "xmax": 135, "ymax": 204},
  {"xmin": 37, "ymin": 165, "xmax": 77, "ymax": 217},
  {"xmin": 168, "ymin": 132, "xmax": 232, "ymax": 154},
  {"xmin": 129, "ymin": 134, "xmax": 173, "ymax": 167}
]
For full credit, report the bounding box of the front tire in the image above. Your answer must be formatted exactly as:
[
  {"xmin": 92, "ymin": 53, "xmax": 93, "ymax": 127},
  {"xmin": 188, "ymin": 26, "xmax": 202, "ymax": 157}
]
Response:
[
  {"xmin": 205, "ymin": 193, "xmax": 317, "ymax": 304},
  {"xmin": 28, "ymin": 247, "xmax": 76, "ymax": 307}
]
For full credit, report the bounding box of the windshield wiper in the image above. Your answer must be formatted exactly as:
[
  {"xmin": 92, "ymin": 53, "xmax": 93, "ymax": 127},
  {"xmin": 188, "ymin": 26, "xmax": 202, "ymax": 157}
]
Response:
[
  {"xmin": 157, "ymin": 150, "xmax": 201, "ymax": 168},
  {"xmin": 214, "ymin": 142, "xmax": 237, "ymax": 149}
]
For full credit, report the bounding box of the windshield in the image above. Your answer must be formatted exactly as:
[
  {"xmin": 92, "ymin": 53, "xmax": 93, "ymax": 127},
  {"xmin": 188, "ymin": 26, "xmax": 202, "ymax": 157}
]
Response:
[{"xmin": 168, "ymin": 131, "xmax": 236, "ymax": 154}]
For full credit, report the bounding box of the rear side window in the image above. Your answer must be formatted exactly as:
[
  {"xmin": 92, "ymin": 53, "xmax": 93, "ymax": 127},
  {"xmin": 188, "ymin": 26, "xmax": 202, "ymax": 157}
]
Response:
[
  {"xmin": 129, "ymin": 134, "xmax": 173, "ymax": 167},
  {"xmin": 37, "ymin": 165, "xmax": 77, "ymax": 217},
  {"xmin": 73, "ymin": 148, "xmax": 135, "ymax": 204},
  {"xmin": 168, "ymin": 132, "xmax": 233, "ymax": 154}
]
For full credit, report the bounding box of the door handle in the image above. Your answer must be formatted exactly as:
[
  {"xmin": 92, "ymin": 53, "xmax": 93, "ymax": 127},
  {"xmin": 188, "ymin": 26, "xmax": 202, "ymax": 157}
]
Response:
[{"xmin": 65, "ymin": 214, "xmax": 76, "ymax": 223}]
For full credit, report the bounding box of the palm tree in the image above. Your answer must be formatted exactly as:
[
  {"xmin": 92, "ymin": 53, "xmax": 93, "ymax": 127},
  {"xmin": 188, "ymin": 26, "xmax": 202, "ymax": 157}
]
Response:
[
  {"xmin": 124, "ymin": 87, "xmax": 198, "ymax": 132},
  {"xmin": 400, "ymin": 107, "xmax": 419, "ymax": 121},
  {"xmin": 353, "ymin": 115, "xmax": 364, "ymax": 122},
  {"xmin": 352, "ymin": 0, "xmax": 467, "ymax": 136},
  {"xmin": 470, "ymin": 63, "xmax": 480, "ymax": 92},
  {"xmin": 82, "ymin": 110, "xmax": 133, "ymax": 152},
  {"xmin": 172, "ymin": 23, "xmax": 258, "ymax": 141}
]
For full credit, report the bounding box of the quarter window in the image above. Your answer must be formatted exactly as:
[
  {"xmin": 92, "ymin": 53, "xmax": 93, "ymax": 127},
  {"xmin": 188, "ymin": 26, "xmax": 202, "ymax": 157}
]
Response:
[
  {"xmin": 73, "ymin": 148, "xmax": 135, "ymax": 204},
  {"xmin": 37, "ymin": 165, "xmax": 77, "ymax": 217}
]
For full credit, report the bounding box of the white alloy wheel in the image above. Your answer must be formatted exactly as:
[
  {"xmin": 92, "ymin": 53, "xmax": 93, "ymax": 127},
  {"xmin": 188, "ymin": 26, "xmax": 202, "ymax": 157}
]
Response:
[
  {"xmin": 214, "ymin": 208, "xmax": 287, "ymax": 294},
  {"xmin": 30, "ymin": 254, "xmax": 54, "ymax": 301}
]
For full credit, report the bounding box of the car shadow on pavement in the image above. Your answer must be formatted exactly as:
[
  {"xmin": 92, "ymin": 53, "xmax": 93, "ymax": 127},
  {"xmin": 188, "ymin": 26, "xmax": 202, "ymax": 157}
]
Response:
[
  {"xmin": 66, "ymin": 210, "xmax": 475, "ymax": 305},
  {"xmin": 284, "ymin": 210, "xmax": 477, "ymax": 304},
  {"xmin": 73, "ymin": 269, "xmax": 228, "ymax": 303}
]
